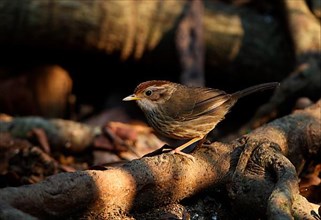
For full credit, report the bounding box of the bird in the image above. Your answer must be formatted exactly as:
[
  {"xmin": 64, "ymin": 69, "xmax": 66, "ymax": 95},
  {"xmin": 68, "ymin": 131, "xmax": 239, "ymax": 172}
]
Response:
[{"xmin": 123, "ymin": 80, "xmax": 279, "ymax": 160}]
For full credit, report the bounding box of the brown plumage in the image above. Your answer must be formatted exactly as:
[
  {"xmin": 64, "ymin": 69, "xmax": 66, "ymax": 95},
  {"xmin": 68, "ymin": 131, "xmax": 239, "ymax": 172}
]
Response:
[{"xmin": 123, "ymin": 80, "xmax": 279, "ymax": 160}]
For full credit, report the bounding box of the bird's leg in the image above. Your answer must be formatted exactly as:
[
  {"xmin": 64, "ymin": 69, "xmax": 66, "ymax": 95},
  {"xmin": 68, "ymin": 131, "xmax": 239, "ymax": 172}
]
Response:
[{"xmin": 169, "ymin": 137, "xmax": 203, "ymax": 161}]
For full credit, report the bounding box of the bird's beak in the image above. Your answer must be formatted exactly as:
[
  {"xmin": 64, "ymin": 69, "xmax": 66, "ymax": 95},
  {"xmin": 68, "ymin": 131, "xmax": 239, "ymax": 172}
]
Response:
[{"xmin": 123, "ymin": 94, "xmax": 141, "ymax": 101}]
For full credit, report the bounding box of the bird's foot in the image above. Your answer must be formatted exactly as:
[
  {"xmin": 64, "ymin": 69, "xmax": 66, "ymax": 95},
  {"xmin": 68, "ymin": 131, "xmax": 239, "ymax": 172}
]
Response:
[
  {"xmin": 143, "ymin": 144, "xmax": 173, "ymax": 157},
  {"xmin": 169, "ymin": 149, "xmax": 195, "ymax": 162}
]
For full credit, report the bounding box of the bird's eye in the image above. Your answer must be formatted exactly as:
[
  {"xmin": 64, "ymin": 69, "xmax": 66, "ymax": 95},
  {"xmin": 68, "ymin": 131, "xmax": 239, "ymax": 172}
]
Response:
[{"xmin": 145, "ymin": 90, "xmax": 152, "ymax": 96}]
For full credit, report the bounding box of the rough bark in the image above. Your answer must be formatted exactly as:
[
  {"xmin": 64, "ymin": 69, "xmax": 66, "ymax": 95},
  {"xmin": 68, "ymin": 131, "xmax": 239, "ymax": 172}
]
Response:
[
  {"xmin": 284, "ymin": 0, "xmax": 321, "ymax": 59},
  {"xmin": 0, "ymin": 100, "xmax": 320, "ymax": 219},
  {"xmin": 0, "ymin": 202, "xmax": 37, "ymax": 220},
  {"xmin": 245, "ymin": 58, "xmax": 321, "ymax": 130},
  {"xmin": 0, "ymin": 117, "xmax": 98, "ymax": 153},
  {"xmin": 240, "ymin": 0, "xmax": 321, "ymax": 129},
  {"xmin": 176, "ymin": 0, "xmax": 205, "ymax": 87},
  {"xmin": 0, "ymin": 0, "xmax": 294, "ymax": 80}
]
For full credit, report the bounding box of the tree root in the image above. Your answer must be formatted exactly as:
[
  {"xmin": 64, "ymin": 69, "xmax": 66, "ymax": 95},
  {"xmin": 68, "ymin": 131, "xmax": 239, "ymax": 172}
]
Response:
[{"xmin": 0, "ymin": 100, "xmax": 320, "ymax": 219}]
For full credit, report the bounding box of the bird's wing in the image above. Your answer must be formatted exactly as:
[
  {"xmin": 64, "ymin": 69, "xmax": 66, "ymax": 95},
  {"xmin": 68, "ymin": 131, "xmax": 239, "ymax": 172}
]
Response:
[{"xmin": 165, "ymin": 87, "xmax": 232, "ymax": 121}]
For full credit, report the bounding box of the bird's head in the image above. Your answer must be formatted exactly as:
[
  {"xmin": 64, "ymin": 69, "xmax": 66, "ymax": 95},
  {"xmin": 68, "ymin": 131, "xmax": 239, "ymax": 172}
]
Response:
[{"xmin": 123, "ymin": 80, "xmax": 177, "ymax": 111}]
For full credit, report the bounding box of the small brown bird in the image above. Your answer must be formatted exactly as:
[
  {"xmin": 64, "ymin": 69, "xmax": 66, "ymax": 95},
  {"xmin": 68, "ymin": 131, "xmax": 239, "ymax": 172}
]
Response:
[{"xmin": 123, "ymin": 80, "xmax": 279, "ymax": 160}]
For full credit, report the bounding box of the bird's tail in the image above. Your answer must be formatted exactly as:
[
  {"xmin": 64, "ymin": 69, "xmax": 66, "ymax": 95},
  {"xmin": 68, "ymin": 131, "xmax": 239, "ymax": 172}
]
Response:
[{"xmin": 232, "ymin": 82, "xmax": 279, "ymax": 99}]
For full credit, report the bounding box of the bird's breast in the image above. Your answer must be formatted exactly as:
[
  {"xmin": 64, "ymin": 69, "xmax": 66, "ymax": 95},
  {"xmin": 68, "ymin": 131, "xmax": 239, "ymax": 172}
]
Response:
[{"xmin": 145, "ymin": 110, "xmax": 216, "ymax": 140}]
